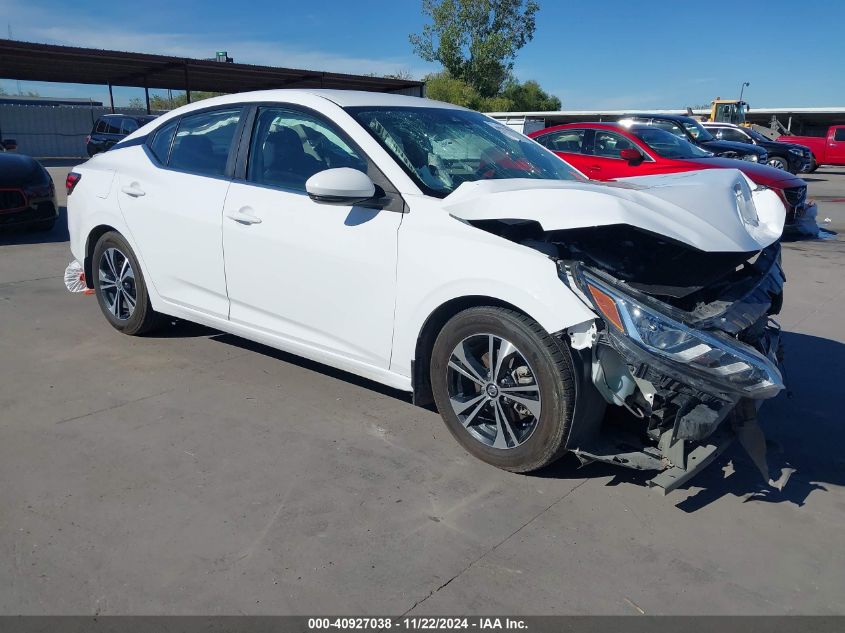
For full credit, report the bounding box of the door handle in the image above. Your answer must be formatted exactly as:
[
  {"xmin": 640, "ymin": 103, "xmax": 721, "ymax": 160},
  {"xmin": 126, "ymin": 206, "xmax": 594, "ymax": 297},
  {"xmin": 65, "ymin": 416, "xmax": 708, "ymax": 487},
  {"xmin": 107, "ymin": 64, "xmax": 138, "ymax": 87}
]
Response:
[
  {"xmin": 225, "ymin": 208, "xmax": 262, "ymax": 225},
  {"xmin": 121, "ymin": 184, "xmax": 145, "ymax": 197},
  {"xmin": 590, "ymin": 164, "xmax": 602, "ymax": 171}
]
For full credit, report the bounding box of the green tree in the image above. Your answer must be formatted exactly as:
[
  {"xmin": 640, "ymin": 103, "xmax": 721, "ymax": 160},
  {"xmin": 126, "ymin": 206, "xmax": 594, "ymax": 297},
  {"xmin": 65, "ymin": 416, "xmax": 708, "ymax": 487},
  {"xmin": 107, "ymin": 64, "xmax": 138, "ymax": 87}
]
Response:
[
  {"xmin": 425, "ymin": 72, "xmax": 560, "ymax": 112},
  {"xmin": 126, "ymin": 91, "xmax": 224, "ymax": 111},
  {"xmin": 410, "ymin": 0, "xmax": 539, "ymax": 98},
  {"xmin": 424, "ymin": 72, "xmax": 481, "ymax": 108},
  {"xmin": 500, "ymin": 79, "xmax": 560, "ymax": 111}
]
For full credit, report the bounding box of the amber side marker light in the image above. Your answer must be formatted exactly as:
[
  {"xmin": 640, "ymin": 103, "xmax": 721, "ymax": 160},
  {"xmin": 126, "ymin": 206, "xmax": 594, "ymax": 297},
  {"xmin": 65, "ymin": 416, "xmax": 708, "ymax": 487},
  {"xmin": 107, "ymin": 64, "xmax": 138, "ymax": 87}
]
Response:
[{"xmin": 587, "ymin": 284, "xmax": 625, "ymax": 332}]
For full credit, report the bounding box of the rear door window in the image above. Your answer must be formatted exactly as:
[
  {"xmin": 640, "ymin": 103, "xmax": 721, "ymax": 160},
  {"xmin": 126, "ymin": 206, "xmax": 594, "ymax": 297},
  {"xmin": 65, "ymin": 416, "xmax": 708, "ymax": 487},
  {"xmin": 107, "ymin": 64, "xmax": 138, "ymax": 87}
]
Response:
[
  {"xmin": 834, "ymin": 128, "xmax": 845, "ymax": 141},
  {"xmin": 103, "ymin": 118, "xmax": 122, "ymax": 134},
  {"xmin": 121, "ymin": 118, "xmax": 140, "ymax": 135},
  {"xmin": 168, "ymin": 108, "xmax": 242, "ymax": 177},
  {"xmin": 716, "ymin": 127, "xmax": 750, "ymax": 143},
  {"xmin": 148, "ymin": 119, "xmax": 179, "ymax": 164},
  {"xmin": 535, "ymin": 129, "xmax": 586, "ymax": 153}
]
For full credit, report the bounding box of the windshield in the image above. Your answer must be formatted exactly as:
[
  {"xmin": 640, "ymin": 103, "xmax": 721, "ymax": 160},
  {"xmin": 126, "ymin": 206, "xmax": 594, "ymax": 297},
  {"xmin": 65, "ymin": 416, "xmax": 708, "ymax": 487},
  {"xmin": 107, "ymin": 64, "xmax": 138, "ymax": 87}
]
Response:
[
  {"xmin": 346, "ymin": 107, "xmax": 583, "ymax": 196},
  {"xmin": 681, "ymin": 120, "xmax": 715, "ymax": 142},
  {"xmin": 631, "ymin": 127, "xmax": 713, "ymax": 159}
]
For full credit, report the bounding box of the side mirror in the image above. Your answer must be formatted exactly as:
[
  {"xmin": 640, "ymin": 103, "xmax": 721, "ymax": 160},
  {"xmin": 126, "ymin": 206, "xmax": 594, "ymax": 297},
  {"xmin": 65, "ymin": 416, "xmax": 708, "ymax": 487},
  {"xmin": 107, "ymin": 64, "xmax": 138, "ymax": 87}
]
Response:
[
  {"xmin": 619, "ymin": 148, "xmax": 644, "ymax": 165},
  {"xmin": 1, "ymin": 139, "xmax": 17, "ymax": 151},
  {"xmin": 306, "ymin": 168, "xmax": 375, "ymax": 205}
]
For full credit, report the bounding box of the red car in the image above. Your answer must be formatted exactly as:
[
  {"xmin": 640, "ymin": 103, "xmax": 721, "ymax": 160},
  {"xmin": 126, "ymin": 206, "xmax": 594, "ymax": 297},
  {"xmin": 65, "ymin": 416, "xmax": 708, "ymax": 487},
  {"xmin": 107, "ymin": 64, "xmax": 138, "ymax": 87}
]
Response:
[{"xmin": 529, "ymin": 122, "xmax": 810, "ymax": 225}]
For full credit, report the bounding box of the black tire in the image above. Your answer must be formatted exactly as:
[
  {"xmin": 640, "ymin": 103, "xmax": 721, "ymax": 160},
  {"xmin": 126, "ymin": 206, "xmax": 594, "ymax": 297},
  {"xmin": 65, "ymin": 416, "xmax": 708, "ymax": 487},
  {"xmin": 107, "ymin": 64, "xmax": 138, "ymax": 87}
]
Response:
[
  {"xmin": 92, "ymin": 231, "xmax": 165, "ymax": 335},
  {"xmin": 430, "ymin": 306, "xmax": 576, "ymax": 473},
  {"xmin": 28, "ymin": 218, "xmax": 55, "ymax": 232},
  {"xmin": 807, "ymin": 158, "xmax": 818, "ymax": 173}
]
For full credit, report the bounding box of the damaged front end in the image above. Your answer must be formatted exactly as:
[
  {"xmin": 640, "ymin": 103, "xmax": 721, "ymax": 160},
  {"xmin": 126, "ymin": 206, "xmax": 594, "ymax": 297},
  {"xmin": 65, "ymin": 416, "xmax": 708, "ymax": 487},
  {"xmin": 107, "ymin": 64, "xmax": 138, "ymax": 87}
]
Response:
[{"xmin": 558, "ymin": 239, "xmax": 786, "ymax": 493}]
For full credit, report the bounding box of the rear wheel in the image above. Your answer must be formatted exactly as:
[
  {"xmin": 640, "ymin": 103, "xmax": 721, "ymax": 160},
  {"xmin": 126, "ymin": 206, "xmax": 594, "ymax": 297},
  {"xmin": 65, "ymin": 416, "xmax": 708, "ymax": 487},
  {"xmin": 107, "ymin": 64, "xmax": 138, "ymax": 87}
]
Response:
[
  {"xmin": 430, "ymin": 307, "xmax": 576, "ymax": 473},
  {"xmin": 92, "ymin": 231, "xmax": 164, "ymax": 335}
]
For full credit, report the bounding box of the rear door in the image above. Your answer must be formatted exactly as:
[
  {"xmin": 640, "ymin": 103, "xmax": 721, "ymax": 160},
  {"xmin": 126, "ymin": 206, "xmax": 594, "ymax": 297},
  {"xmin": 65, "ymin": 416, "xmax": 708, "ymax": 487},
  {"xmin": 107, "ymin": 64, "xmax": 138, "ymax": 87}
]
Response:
[{"xmin": 116, "ymin": 106, "xmax": 244, "ymax": 318}]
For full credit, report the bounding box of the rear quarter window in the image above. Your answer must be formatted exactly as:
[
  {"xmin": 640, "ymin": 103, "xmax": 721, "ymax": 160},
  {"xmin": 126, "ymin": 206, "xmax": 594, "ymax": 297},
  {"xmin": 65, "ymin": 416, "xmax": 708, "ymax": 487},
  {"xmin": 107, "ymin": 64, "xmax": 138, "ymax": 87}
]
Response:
[
  {"xmin": 834, "ymin": 128, "xmax": 845, "ymax": 142},
  {"xmin": 148, "ymin": 119, "xmax": 178, "ymax": 164}
]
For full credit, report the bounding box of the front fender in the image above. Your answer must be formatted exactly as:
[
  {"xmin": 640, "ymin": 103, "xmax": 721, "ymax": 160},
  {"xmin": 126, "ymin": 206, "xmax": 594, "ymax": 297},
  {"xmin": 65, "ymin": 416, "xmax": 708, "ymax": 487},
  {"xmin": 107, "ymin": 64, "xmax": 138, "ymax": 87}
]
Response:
[{"xmin": 390, "ymin": 201, "xmax": 597, "ymax": 378}]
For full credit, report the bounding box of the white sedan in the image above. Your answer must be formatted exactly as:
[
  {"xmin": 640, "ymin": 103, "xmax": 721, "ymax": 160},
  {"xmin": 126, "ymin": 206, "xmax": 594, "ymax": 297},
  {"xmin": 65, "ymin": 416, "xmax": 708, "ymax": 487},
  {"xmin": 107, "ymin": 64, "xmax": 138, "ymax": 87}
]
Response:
[{"xmin": 68, "ymin": 90, "xmax": 787, "ymax": 490}]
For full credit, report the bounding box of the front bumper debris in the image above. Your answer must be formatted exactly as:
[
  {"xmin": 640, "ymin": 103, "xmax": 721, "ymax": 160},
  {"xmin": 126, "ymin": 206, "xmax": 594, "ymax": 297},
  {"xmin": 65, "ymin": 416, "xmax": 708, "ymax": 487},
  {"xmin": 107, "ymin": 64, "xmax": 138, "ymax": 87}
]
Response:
[{"xmin": 561, "ymin": 243, "xmax": 787, "ymax": 493}]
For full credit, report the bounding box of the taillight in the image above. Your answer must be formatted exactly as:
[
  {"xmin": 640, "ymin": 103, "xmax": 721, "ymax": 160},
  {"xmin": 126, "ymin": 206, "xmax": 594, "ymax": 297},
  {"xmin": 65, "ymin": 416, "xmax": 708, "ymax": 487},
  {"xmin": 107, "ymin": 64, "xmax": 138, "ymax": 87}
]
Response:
[
  {"xmin": 85, "ymin": 135, "xmax": 91, "ymax": 144},
  {"xmin": 66, "ymin": 172, "xmax": 82, "ymax": 195}
]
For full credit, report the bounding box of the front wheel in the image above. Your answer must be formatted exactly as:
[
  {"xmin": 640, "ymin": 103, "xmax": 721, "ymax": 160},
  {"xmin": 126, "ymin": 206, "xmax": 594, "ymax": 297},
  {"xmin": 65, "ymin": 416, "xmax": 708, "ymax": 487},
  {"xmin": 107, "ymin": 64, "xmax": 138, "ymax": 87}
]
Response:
[
  {"xmin": 767, "ymin": 156, "xmax": 789, "ymax": 171},
  {"xmin": 430, "ymin": 307, "xmax": 577, "ymax": 473},
  {"xmin": 92, "ymin": 231, "xmax": 165, "ymax": 335}
]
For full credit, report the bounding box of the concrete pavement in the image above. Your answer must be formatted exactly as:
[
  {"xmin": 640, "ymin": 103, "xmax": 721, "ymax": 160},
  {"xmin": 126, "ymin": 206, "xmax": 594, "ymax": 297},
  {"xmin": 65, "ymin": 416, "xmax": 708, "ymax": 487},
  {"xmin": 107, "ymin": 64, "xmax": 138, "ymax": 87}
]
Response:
[{"xmin": 0, "ymin": 167, "xmax": 843, "ymax": 615}]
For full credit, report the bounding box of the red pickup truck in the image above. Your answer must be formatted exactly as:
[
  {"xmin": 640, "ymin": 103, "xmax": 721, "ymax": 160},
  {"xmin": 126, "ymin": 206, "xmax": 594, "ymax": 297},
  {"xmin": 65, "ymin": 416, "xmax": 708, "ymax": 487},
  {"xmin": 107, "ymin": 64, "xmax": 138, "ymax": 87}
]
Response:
[{"xmin": 779, "ymin": 125, "xmax": 845, "ymax": 169}]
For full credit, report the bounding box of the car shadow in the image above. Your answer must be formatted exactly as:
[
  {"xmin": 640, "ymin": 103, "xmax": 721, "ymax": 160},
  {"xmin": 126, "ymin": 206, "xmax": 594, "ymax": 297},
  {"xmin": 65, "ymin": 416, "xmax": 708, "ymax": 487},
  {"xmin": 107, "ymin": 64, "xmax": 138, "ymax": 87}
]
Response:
[
  {"xmin": 208, "ymin": 332, "xmax": 414, "ymax": 402},
  {"xmin": 144, "ymin": 318, "xmax": 844, "ymax": 508},
  {"xmin": 0, "ymin": 206, "xmax": 69, "ymax": 246},
  {"xmin": 557, "ymin": 331, "xmax": 844, "ymax": 509}
]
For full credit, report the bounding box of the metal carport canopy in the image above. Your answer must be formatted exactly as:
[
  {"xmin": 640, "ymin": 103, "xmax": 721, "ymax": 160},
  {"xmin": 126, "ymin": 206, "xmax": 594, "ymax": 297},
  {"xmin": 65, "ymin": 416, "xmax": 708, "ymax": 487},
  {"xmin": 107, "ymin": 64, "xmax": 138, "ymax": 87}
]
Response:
[{"xmin": 0, "ymin": 39, "xmax": 425, "ymax": 95}]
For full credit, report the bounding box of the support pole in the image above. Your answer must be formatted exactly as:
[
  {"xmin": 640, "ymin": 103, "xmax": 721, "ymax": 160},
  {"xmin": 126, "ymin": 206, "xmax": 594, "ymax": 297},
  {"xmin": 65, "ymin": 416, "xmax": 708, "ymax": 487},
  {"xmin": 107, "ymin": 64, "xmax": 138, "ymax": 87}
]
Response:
[
  {"xmin": 108, "ymin": 83, "xmax": 115, "ymax": 113},
  {"xmin": 144, "ymin": 83, "xmax": 151, "ymax": 114},
  {"xmin": 184, "ymin": 63, "xmax": 191, "ymax": 104}
]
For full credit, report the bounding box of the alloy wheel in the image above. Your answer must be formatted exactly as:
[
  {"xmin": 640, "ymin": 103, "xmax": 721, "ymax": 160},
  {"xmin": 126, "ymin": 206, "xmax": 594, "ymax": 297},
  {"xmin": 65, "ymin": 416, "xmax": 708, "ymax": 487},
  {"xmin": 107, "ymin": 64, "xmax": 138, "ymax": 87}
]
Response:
[
  {"xmin": 98, "ymin": 247, "xmax": 137, "ymax": 321},
  {"xmin": 768, "ymin": 157, "xmax": 787, "ymax": 170},
  {"xmin": 446, "ymin": 333, "xmax": 542, "ymax": 449}
]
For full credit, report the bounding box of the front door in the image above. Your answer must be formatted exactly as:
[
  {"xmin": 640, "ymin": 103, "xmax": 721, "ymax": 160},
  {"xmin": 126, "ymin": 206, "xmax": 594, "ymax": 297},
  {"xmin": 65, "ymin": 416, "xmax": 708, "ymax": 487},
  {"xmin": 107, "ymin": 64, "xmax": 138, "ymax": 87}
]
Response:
[
  {"xmin": 829, "ymin": 127, "xmax": 845, "ymax": 164},
  {"xmin": 222, "ymin": 106, "xmax": 402, "ymax": 368}
]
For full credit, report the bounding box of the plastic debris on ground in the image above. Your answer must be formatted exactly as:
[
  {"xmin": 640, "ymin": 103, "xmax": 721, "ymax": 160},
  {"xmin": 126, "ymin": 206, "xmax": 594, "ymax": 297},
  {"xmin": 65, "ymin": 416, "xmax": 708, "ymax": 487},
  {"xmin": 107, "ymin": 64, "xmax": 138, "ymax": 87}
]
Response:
[{"xmin": 64, "ymin": 260, "xmax": 94, "ymax": 294}]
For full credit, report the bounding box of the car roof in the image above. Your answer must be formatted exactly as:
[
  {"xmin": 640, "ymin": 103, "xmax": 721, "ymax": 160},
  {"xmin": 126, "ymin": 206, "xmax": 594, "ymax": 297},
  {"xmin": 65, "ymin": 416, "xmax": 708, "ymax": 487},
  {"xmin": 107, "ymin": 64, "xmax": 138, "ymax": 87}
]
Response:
[
  {"xmin": 167, "ymin": 89, "xmax": 463, "ymax": 111},
  {"xmin": 533, "ymin": 122, "xmax": 626, "ymax": 134},
  {"xmin": 624, "ymin": 113, "xmax": 697, "ymax": 123}
]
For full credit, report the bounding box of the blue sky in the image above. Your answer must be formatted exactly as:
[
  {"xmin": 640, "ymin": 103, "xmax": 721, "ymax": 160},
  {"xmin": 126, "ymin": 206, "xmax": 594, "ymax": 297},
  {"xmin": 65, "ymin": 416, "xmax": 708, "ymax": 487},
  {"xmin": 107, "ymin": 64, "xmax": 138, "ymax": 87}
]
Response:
[{"xmin": 1, "ymin": 0, "xmax": 843, "ymax": 109}]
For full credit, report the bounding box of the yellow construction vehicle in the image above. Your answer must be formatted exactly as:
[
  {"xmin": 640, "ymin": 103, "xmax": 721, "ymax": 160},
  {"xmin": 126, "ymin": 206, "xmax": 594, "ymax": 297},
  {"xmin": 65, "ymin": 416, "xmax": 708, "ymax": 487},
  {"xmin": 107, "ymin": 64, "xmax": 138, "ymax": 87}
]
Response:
[{"xmin": 707, "ymin": 98, "xmax": 750, "ymax": 126}]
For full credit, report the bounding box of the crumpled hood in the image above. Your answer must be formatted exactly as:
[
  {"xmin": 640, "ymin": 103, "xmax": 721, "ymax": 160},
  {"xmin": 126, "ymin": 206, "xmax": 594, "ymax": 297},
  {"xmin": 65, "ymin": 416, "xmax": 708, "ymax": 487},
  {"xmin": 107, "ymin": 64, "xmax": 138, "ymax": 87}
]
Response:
[{"xmin": 444, "ymin": 169, "xmax": 785, "ymax": 253}]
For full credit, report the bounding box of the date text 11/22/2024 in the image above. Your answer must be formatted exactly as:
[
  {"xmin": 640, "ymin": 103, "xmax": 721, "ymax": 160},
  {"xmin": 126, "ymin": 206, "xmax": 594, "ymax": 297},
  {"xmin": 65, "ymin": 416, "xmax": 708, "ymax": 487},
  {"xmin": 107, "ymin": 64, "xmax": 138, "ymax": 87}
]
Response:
[{"xmin": 307, "ymin": 617, "xmax": 528, "ymax": 630}]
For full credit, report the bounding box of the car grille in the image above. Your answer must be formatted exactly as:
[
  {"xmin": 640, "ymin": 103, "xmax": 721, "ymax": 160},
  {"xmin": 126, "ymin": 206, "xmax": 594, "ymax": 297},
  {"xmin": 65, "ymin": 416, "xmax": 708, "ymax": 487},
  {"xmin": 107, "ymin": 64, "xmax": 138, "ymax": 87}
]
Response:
[
  {"xmin": 783, "ymin": 185, "xmax": 807, "ymax": 208},
  {"xmin": 0, "ymin": 189, "xmax": 27, "ymax": 212}
]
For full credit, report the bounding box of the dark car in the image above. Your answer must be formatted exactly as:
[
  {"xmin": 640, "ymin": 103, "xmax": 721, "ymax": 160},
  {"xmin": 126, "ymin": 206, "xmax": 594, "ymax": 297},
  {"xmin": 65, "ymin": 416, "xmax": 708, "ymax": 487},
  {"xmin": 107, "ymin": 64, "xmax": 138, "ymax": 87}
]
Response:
[
  {"xmin": 619, "ymin": 113, "xmax": 768, "ymax": 164},
  {"xmin": 0, "ymin": 153, "xmax": 58, "ymax": 231},
  {"xmin": 703, "ymin": 122, "xmax": 813, "ymax": 174},
  {"xmin": 87, "ymin": 114, "xmax": 157, "ymax": 156}
]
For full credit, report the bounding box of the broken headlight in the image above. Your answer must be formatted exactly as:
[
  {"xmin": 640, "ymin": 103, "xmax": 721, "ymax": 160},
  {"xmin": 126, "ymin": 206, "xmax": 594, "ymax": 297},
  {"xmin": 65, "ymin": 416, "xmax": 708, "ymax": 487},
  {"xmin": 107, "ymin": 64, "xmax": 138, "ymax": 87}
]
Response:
[{"xmin": 576, "ymin": 269, "xmax": 784, "ymax": 399}]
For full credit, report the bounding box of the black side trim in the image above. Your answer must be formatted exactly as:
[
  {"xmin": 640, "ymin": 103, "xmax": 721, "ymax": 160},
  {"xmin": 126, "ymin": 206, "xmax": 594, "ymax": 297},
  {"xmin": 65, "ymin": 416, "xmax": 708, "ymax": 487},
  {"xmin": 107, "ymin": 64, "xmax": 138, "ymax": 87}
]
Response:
[{"xmin": 110, "ymin": 135, "xmax": 148, "ymax": 152}]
